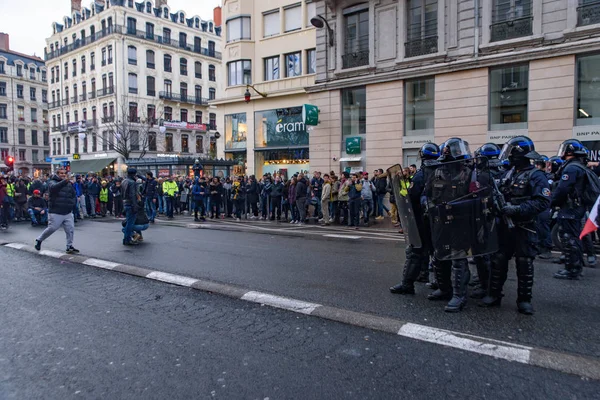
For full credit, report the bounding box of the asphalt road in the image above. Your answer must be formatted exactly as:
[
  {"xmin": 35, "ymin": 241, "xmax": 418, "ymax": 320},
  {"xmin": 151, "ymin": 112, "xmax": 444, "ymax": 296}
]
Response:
[
  {"xmin": 1, "ymin": 248, "xmax": 598, "ymax": 399},
  {"xmin": 2, "ymin": 219, "xmax": 599, "ymax": 360}
]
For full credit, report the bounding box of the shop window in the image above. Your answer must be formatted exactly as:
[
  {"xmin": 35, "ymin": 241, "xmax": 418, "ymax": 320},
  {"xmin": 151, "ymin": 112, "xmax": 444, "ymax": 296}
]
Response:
[
  {"xmin": 576, "ymin": 54, "xmax": 600, "ymax": 126},
  {"xmin": 404, "ymin": 77, "xmax": 435, "ymax": 136},
  {"xmin": 225, "ymin": 113, "xmax": 247, "ymax": 150},
  {"xmin": 254, "ymin": 107, "xmax": 308, "ymax": 148},
  {"xmin": 489, "ymin": 64, "xmax": 528, "ymax": 131},
  {"xmin": 342, "ymin": 87, "xmax": 366, "ymax": 135}
]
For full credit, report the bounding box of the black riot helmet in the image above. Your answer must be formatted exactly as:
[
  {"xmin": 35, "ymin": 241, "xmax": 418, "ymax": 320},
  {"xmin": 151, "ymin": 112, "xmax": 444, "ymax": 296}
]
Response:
[
  {"xmin": 474, "ymin": 143, "xmax": 501, "ymax": 159},
  {"xmin": 438, "ymin": 138, "xmax": 471, "ymax": 162},
  {"xmin": 549, "ymin": 155, "xmax": 564, "ymax": 174},
  {"xmin": 419, "ymin": 143, "xmax": 440, "ymax": 161},
  {"xmin": 499, "ymin": 136, "xmax": 538, "ymax": 168},
  {"xmin": 557, "ymin": 139, "xmax": 588, "ymax": 160}
]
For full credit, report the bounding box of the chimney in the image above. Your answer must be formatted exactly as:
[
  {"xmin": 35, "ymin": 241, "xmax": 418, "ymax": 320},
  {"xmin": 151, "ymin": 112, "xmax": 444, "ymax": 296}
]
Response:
[
  {"xmin": 213, "ymin": 6, "xmax": 222, "ymax": 27},
  {"xmin": 71, "ymin": 0, "xmax": 82, "ymax": 13},
  {"xmin": 0, "ymin": 33, "xmax": 9, "ymax": 52},
  {"xmin": 156, "ymin": 0, "xmax": 168, "ymax": 7}
]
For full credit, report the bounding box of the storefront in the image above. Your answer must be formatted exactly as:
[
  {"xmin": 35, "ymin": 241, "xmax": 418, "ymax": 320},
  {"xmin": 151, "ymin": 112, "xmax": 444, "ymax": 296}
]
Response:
[
  {"xmin": 254, "ymin": 106, "xmax": 309, "ymax": 178},
  {"xmin": 224, "ymin": 113, "xmax": 248, "ymax": 175},
  {"xmin": 69, "ymin": 154, "xmax": 118, "ymax": 176},
  {"xmin": 126, "ymin": 156, "xmax": 236, "ymax": 179}
]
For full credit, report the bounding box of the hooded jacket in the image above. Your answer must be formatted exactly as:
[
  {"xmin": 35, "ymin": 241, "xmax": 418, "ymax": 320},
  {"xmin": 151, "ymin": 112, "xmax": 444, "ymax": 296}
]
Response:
[{"xmin": 47, "ymin": 175, "xmax": 77, "ymax": 215}]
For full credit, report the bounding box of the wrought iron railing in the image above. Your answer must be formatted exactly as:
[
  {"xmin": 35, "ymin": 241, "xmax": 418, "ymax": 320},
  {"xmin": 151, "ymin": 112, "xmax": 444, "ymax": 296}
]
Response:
[
  {"xmin": 342, "ymin": 50, "xmax": 369, "ymax": 69},
  {"xmin": 490, "ymin": 17, "xmax": 533, "ymax": 42},
  {"xmin": 578, "ymin": 1, "xmax": 600, "ymax": 26},
  {"xmin": 405, "ymin": 36, "xmax": 438, "ymax": 58},
  {"xmin": 97, "ymin": 87, "xmax": 114, "ymax": 97},
  {"xmin": 159, "ymin": 91, "xmax": 209, "ymax": 105}
]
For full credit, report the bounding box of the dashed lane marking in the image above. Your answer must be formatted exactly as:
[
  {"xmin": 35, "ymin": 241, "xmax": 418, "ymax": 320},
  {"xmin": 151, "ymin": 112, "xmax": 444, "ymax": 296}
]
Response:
[
  {"xmin": 5, "ymin": 243, "xmax": 25, "ymax": 250},
  {"xmin": 83, "ymin": 258, "xmax": 120, "ymax": 270},
  {"xmin": 146, "ymin": 271, "xmax": 199, "ymax": 287},
  {"xmin": 39, "ymin": 250, "xmax": 65, "ymax": 258},
  {"xmin": 323, "ymin": 234, "xmax": 362, "ymax": 240},
  {"xmin": 241, "ymin": 291, "xmax": 321, "ymax": 315}
]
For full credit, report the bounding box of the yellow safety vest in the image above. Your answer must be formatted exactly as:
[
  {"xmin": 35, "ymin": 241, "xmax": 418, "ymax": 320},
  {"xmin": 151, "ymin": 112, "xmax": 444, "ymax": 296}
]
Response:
[
  {"xmin": 6, "ymin": 183, "xmax": 15, "ymax": 197},
  {"xmin": 163, "ymin": 181, "xmax": 178, "ymax": 197},
  {"xmin": 99, "ymin": 187, "xmax": 109, "ymax": 202},
  {"xmin": 399, "ymin": 178, "xmax": 410, "ymax": 197}
]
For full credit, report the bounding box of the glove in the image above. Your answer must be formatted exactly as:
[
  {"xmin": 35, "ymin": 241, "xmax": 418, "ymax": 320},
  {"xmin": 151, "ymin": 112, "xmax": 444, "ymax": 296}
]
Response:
[{"xmin": 502, "ymin": 205, "xmax": 520, "ymax": 216}]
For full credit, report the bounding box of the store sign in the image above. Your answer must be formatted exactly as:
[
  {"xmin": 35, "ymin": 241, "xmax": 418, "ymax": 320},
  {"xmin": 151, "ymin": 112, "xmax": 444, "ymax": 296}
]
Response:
[
  {"xmin": 157, "ymin": 153, "xmax": 179, "ymax": 158},
  {"xmin": 45, "ymin": 157, "xmax": 52, "ymax": 162},
  {"xmin": 486, "ymin": 132, "xmax": 522, "ymax": 144},
  {"xmin": 302, "ymin": 104, "xmax": 319, "ymax": 126},
  {"xmin": 163, "ymin": 121, "xmax": 207, "ymax": 131},
  {"xmin": 68, "ymin": 121, "xmax": 87, "ymax": 132},
  {"xmin": 583, "ymin": 141, "xmax": 600, "ymax": 161},
  {"xmin": 94, "ymin": 153, "xmax": 109, "ymax": 158},
  {"xmin": 258, "ymin": 107, "xmax": 308, "ymax": 148},
  {"xmin": 72, "ymin": 153, "xmax": 80, "ymax": 160},
  {"xmin": 573, "ymin": 125, "xmax": 600, "ymax": 141},
  {"xmin": 158, "ymin": 169, "xmax": 170, "ymax": 177},
  {"xmin": 402, "ymin": 135, "xmax": 434, "ymax": 149},
  {"xmin": 346, "ymin": 137, "xmax": 362, "ymax": 154}
]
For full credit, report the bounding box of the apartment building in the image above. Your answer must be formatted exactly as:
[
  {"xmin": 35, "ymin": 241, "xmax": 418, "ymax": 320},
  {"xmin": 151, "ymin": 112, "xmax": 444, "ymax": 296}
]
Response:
[
  {"xmin": 45, "ymin": 0, "xmax": 223, "ymax": 176},
  {"xmin": 0, "ymin": 33, "xmax": 50, "ymax": 176},
  {"xmin": 307, "ymin": 0, "xmax": 600, "ymax": 174},
  {"xmin": 212, "ymin": 0, "xmax": 317, "ymax": 177}
]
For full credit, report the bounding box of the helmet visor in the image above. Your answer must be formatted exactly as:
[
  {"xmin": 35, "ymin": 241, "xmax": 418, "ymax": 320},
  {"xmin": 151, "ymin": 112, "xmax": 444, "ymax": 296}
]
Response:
[
  {"xmin": 557, "ymin": 142, "xmax": 568, "ymax": 158},
  {"xmin": 498, "ymin": 143, "xmax": 514, "ymax": 161},
  {"xmin": 441, "ymin": 140, "xmax": 471, "ymax": 159}
]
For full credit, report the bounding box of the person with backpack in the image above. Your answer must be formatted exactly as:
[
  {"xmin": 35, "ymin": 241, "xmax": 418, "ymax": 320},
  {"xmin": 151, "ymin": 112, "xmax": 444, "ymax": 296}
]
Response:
[{"xmin": 551, "ymin": 139, "xmax": 600, "ymax": 280}]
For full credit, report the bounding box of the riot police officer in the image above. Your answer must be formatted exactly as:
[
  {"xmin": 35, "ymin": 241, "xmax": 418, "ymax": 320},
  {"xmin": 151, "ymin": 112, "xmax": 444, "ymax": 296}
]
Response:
[
  {"xmin": 390, "ymin": 143, "xmax": 440, "ymax": 295},
  {"xmin": 481, "ymin": 136, "xmax": 550, "ymax": 315},
  {"xmin": 534, "ymin": 157, "xmax": 553, "ymax": 259},
  {"xmin": 552, "ymin": 139, "xmax": 588, "ymax": 280}
]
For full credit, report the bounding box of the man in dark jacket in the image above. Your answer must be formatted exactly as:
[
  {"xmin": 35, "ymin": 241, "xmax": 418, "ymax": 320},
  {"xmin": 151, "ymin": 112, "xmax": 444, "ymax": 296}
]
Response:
[
  {"xmin": 121, "ymin": 168, "xmax": 139, "ymax": 245},
  {"xmin": 295, "ymin": 174, "xmax": 308, "ymax": 225},
  {"xmin": 270, "ymin": 176, "xmax": 284, "ymax": 221},
  {"xmin": 27, "ymin": 189, "xmax": 48, "ymax": 225},
  {"xmin": 143, "ymin": 172, "xmax": 158, "ymax": 222},
  {"xmin": 35, "ymin": 169, "xmax": 79, "ymax": 253},
  {"xmin": 87, "ymin": 177, "xmax": 101, "ymax": 217}
]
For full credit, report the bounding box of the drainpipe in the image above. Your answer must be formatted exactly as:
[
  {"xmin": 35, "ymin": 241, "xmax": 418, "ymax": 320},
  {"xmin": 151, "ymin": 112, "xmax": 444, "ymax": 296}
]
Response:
[{"xmin": 474, "ymin": 0, "xmax": 480, "ymax": 59}]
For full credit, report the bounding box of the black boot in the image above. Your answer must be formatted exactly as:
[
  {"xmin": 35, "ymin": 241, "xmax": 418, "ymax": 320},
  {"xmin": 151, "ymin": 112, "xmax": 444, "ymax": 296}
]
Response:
[
  {"xmin": 554, "ymin": 234, "xmax": 583, "ymax": 280},
  {"xmin": 480, "ymin": 253, "xmax": 507, "ymax": 307},
  {"xmin": 428, "ymin": 259, "xmax": 453, "ymax": 301},
  {"xmin": 471, "ymin": 255, "xmax": 490, "ymax": 299},
  {"xmin": 445, "ymin": 259, "xmax": 470, "ymax": 312},
  {"xmin": 516, "ymin": 257, "xmax": 534, "ymax": 315},
  {"xmin": 390, "ymin": 246, "xmax": 421, "ymax": 295}
]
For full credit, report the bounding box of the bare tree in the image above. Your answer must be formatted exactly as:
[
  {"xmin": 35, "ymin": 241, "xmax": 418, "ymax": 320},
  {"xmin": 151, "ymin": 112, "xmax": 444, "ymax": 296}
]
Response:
[{"xmin": 92, "ymin": 102, "xmax": 162, "ymax": 161}]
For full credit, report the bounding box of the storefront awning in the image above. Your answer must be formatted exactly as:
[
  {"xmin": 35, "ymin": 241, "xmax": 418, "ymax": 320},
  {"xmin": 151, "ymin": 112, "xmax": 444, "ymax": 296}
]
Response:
[
  {"xmin": 339, "ymin": 157, "xmax": 362, "ymax": 162},
  {"xmin": 70, "ymin": 158, "xmax": 116, "ymax": 174}
]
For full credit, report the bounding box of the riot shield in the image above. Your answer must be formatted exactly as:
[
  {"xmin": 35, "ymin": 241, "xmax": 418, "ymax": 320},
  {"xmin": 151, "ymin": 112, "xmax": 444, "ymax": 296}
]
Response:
[
  {"xmin": 386, "ymin": 164, "xmax": 422, "ymax": 248},
  {"xmin": 424, "ymin": 157, "xmax": 499, "ymax": 261}
]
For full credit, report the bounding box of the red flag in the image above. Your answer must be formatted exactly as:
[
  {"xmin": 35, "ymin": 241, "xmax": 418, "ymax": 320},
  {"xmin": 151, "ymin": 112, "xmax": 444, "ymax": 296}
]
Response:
[{"xmin": 580, "ymin": 194, "xmax": 600, "ymax": 239}]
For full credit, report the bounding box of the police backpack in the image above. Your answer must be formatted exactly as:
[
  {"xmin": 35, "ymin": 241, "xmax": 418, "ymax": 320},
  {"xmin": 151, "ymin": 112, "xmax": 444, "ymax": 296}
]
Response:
[{"xmin": 572, "ymin": 164, "xmax": 600, "ymax": 207}]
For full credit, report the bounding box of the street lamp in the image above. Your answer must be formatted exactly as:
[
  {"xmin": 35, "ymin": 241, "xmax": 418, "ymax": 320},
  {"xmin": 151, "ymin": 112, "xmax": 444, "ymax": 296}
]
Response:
[
  {"xmin": 78, "ymin": 132, "xmax": 86, "ymax": 140},
  {"xmin": 310, "ymin": 15, "xmax": 334, "ymax": 47},
  {"xmin": 244, "ymin": 84, "xmax": 268, "ymax": 103},
  {"xmin": 159, "ymin": 125, "xmax": 167, "ymax": 134}
]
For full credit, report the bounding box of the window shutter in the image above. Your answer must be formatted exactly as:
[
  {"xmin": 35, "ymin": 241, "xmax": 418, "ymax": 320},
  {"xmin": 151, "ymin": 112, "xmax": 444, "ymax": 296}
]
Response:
[{"xmin": 264, "ymin": 11, "xmax": 280, "ymax": 37}]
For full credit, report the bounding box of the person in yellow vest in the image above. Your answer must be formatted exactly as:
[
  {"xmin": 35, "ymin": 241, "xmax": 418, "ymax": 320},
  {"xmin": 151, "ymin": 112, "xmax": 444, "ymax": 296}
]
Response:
[
  {"xmin": 162, "ymin": 176, "xmax": 179, "ymax": 219},
  {"xmin": 99, "ymin": 180, "xmax": 109, "ymax": 217},
  {"xmin": 5, "ymin": 178, "xmax": 15, "ymax": 221}
]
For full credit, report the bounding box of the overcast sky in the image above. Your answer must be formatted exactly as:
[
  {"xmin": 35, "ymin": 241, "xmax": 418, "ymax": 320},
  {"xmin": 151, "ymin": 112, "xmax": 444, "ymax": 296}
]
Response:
[{"xmin": 1, "ymin": 0, "xmax": 222, "ymax": 57}]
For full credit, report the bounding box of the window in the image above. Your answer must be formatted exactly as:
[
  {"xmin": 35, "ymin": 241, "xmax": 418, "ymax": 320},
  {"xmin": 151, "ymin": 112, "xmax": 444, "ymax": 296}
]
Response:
[
  {"xmin": 209, "ymin": 88, "xmax": 216, "ymax": 100},
  {"xmin": 307, "ymin": 49, "xmax": 316, "ymax": 74},
  {"xmin": 164, "ymin": 106, "xmax": 172, "ymax": 121},
  {"xmin": 147, "ymin": 76, "xmax": 155, "ymax": 96},
  {"xmin": 285, "ymin": 4, "xmax": 302, "ymax": 32},
  {"xmin": 577, "ymin": 54, "xmax": 600, "ymax": 126},
  {"xmin": 180, "ymin": 58, "xmax": 188, "ymax": 75},
  {"xmin": 31, "ymin": 130, "xmax": 38, "ymax": 145},
  {"xmin": 17, "ymin": 106, "xmax": 24, "ymax": 121},
  {"xmin": 130, "ymin": 131, "xmax": 139, "ymax": 151},
  {"xmin": 146, "ymin": 22, "xmax": 154, "ymax": 39},
  {"xmin": 209, "ymin": 113, "xmax": 216, "ymax": 129},
  {"xmin": 285, "ymin": 52, "xmax": 301, "ymax": 77},
  {"xmin": 0, "ymin": 104, "xmax": 6, "ymax": 119},
  {"xmin": 225, "ymin": 113, "xmax": 247, "ymax": 150},
  {"xmin": 181, "ymin": 134, "xmax": 189, "ymax": 152},
  {"xmin": 81, "ymin": 56, "xmax": 86, "ymax": 73},
  {"xmin": 195, "ymin": 110, "xmax": 203, "ymax": 123},
  {"xmin": 148, "ymin": 132, "xmax": 157, "ymax": 151},
  {"xmin": 30, "ymin": 67, "xmax": 36, "ymax": 80},
  {"xmin": 404, "ymin": 78, "xmax": 435, "ymax": 135},
  {"xmin": 228, "ymin": 60, "xmax": 252, "ymax": 86},
  {"xmin": 343, "ymin": 6, "xmax": 369, "ymax": 68},
  {"xmin": 32, "ymin": 150, "xmax": 38, "ymax": 162},
  {"xmin": 43, "ymin": 131, "xmax": 49, "ymax": 146},
  {"xmin": 163, "ymin": 28, "xmax": 171, "ymax": 44},
  {"xmin": 209, "ymin": 65, "xmax": 216, "ymax": 81},
  {"xmin": 194, "ymin": 36, "xmax": 201, "ymax": 52},
  {"xmin": 109, "ymin": 72, "xmax": 114, "ymax": 89},
  {"xmin": 73, "ymin": 59, "xmax": 77, "ymax": 77},
  {"xmin": 489, "ymin": 64, "xmax": 529, "ymax": 131},
  {"xmin": 179, "ymin": 32, "xmax": 187, "ymax": 48},
  {"xmin": 0, "ymin": 82, "xmax": 4, "ymax": 96},
  {"xmin": 18, "ymin": 128, "xmax": 25, "ymax": 144},
  {"xmin": 129, "ymin": 102, "xmax": 138, "ymax": 122},
  {"xmin": 0, "ymin": 148, "xmax": 7, "ymax": 161},
  {"xmin": 128, "ymin": 73, "xmax": 138, "ymax": 94},
  {"xmin": 0, "ymin": 61, "xmax": 4, "ymax": 74},
  {"xmin": 195, "ymin": 61, "xmax": 202, "ymax": 78},
  {"xmin": 66, "ymin": 136, "xmax": 71, "ymax": 154},
  {"xmin": 208, "ymin": 41, "xmax": 215, "ymax": 57},
  {"xmin": 92, "ymin": 133, "xmax": 97, "ymax": 152},
  {"xmin": 181, "ymin": 109, "xmax": 188, "ymax": 122},
  {"xmin": 227, "ymin": 16, "xmax": 251, "ymax": 42},
  {"xmin": 406, "ymin": 0, "xmax": 438, "ymax": 58},
  {"xmin": 0, "ymin": 127, "xmax": 7, "ymax": 143},
  {"xmin": 491, "ymin": 0, "xmax": 532, "ymax": 42},
  {"xmin": 42, "ymin": 90, "xmax": 47, "ymax": 103},
  {"xmin": 342, "ymin": 87, "xmax": 367, "ymax": 135},
  {"xmin": 147, "ymin": 50, "xmax": 155, "ymax": 68},
  {"xmin": 128, "ymin": 46, "xmax": 137, "ymax": 65},
  {"xmin": 17, "ymin": 85, "xmax": 23, "ymax": 98},
  {"xmin": 164, "ymin": 54, "xmax": 172, "ymax": 72},
  {"xmin": 195, "ymin": 135, "xmax": 204, "ymax": 153},
  {"xmin": 307, "ymin": 1, "xmax": 317, "ymax": 24},
  {"xmin": 17, "ymin": 64, "xmax": 23, "ymax": 76},
  {"xmin": 164, "ymin": 80, "xmax": 172, "ymax": 95},
  {"xmin": 102, "ymin": 131, "xmax": 108, "ymax": 151},
  {"xmin": 30, "ymin": 87, "xmax": 36, "ymax": 101},
  {"xmin": 165, "ymin": 133, "xmax": 173, "ymax": 152},
  {"xmin": 264, "ymin": 56, "xmax": 280, "ymax": 81},
  {"xmin": 127, "ymin": 17, "xmax": 137, "ymax": 34},
  {"xmin": 19, "ymin": 149, "xmax": 26, "ymax": 161},
  {"xmin": 108, "ymin": 45, "xmax": 113, "ymax": 63},
  {"xmin": 147, "ymin": 105, "xmax": 156, "ymax": 123},
  {"xmin": 31, "ymin": 108, "xmax": 37, "ymax": 122}
]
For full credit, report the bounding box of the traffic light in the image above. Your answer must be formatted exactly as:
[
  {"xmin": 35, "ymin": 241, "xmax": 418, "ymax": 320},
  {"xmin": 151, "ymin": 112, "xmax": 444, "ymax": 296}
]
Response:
[{"xmin": 6, "ymin": 156, "xmax": 14, "ymax": 172}]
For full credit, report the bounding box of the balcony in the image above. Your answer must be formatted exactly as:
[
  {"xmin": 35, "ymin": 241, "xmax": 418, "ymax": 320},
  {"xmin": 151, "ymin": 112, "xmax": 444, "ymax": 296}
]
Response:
[
  {"xmin": 578, "ymin": 1, "xmax": 600, "ymax": 27},
  {"xmin": 129, "ymin": 116, "xmax": 141, "ymax": 123},
  {"xmin": 101, "ymin": 60, "xmax": 106, "ymax": 66},
  {"xmin": 147, "ymin": 62, "xmax": 155, "ymax": 69},
  {"xmin": 30, "ymin": 97, "xmax": 36, "ymax": 101},
  {"xmin": 71, "ymin": 96, "xmax": 78, "ymax": 104},
  {"xmin": 51, "ymin": 125, "xmax": 66, "ymax": 132},
  {"xmin": 128, "ymin": 58, "xmax": 137, "ymax": 65},
  {"xmin": 342, "ymin": 50, "xmax": 370, "ymax": 69},
  {"xmin": 490, "ymin": 17, "xmax": 533, "ymax": 42},
  {"xmin": 195, "ymin": 73, "xmax": 202, "ymax": 79},
  {"xmin": 159, "ymin": 91, "xmax": 209, "ymax": 106},
  {"xmin": 64, "ymin": 74, "xmax": 68, "ymax": 80},
  {"xmin": 79, "ymin": 94, "xmax": 87, "ymax": 102},
  {"xmin": 108, "ymin": 57, "xmax": 113, "ymax": 64},
  {"xmin": 81, "ymin": 68, "xmax": 86, "ymax": 74},
  {"xmin": 147, "ymin": 90, "xmax": 156, "ymax": 97},
  {"xmin": 88, "ymin": 91, "xmax": 96, "ymax": 100},
  {"xmin": 129, "ymin": 88, "xmax": 138, "ymax": 94},
  {"xmin": 51, "ymin": 78, "xmax": 55, "ymax": 84},
  {"xmin": 48, "ymin": 101, "xmax": 60, "ymax": 109},
  {"xmin": 97, "ymin": 87, "xmax": 115, "ymax": 97},
  {"xmin": 101, "ymin": 116, "xmax": 115, "ymax": 123},
  {"xmin": 208, "ymin": 124, "xmax": 217, "ymax": 131},
  {"xmin": 405, "ymin": 36, "xmax": 438, "ymax": 58}
]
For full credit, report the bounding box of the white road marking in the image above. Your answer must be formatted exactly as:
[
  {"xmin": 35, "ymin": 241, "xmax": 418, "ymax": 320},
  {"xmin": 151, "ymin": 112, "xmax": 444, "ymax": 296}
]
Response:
[
  {"xmin": 39, "ymin": 250, "xmax": 65, "ymax": 258},
  {"xmin": 83, "ymin": 258, "xmax": 120, "ymax": 270},
  {"xmin": 146, "ymin": 271, "xmax": 198, "ymax": 287},
  {"xmin": 241, "ymin": 291, "xmax": 321, "ymax": 315},
  {"xmin": 5, "ymin": 243, "xmax": 25, "ymax": 249},
  {"xmin": 398, "ymin": 323, "xmax": 532, "ymax": 364},
  {"xmin": 323, "ymin": 234, "xmax": 362, "ymax": 240}
]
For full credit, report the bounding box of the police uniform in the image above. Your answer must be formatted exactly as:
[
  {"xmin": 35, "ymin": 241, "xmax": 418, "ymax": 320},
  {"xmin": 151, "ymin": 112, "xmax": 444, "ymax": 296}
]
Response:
[
  {"xmin": 485, "ymin": 164, "xmax": 550, "ymax": 313},
  {"xmin": 551, "ymin": 158, "xmax": 587, "ymax": 279},
  {"xmin": 535, "ymin": 170, "xmax": 554, "ymax": 256}
]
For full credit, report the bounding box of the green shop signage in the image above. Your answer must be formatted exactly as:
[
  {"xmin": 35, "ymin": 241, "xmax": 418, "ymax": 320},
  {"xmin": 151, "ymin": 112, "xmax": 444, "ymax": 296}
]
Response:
[
  {"xmin": 346, "ymin": 137, "xmax": 362, "ymax": 154},
  {"xmin": 255, "ymin": 107, "xmax": 309, "ymax": 148}
]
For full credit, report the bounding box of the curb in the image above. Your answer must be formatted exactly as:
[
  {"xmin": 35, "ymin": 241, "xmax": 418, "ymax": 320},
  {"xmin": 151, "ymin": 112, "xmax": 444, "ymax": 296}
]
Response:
[{"xmin": 3, "ymin": 241, "xmax": 599, "ymax": 381}]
